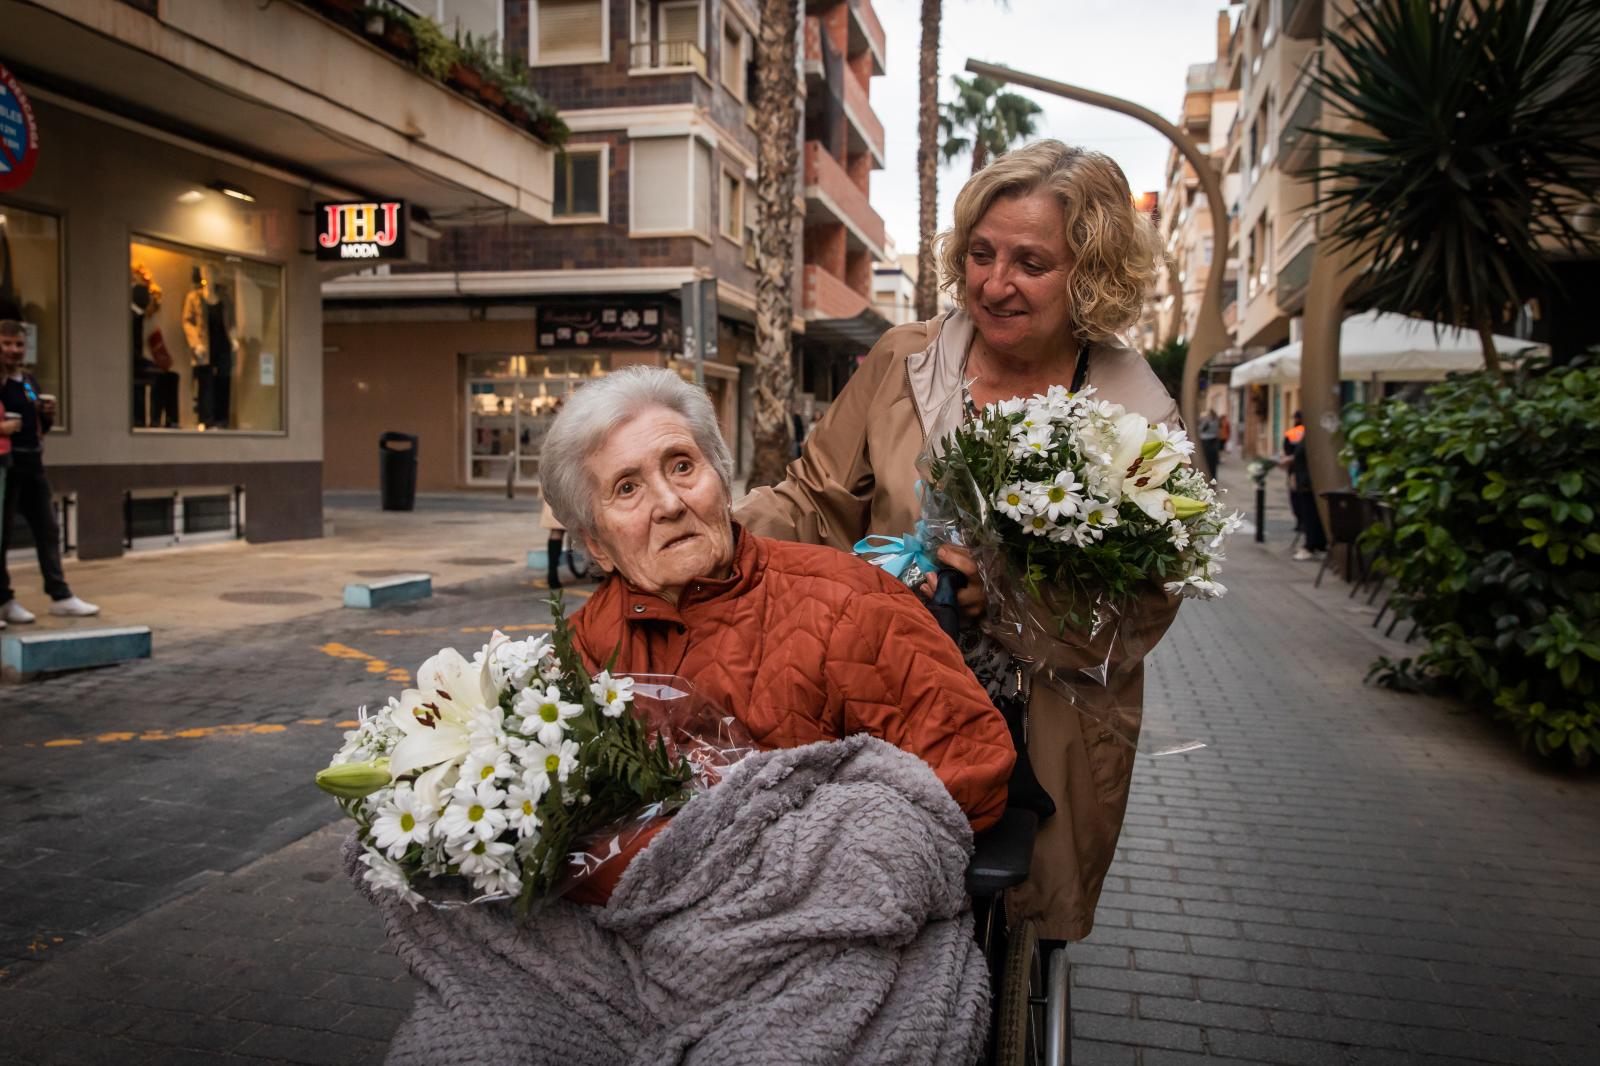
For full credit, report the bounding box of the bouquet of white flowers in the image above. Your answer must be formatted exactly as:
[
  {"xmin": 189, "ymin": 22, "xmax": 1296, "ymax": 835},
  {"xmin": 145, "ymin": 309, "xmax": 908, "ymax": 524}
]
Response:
[
  {"xmin": 927, "ymin": 385, "xmax": 1242, "ymax": 612},
  {"xmin": 315, "ymin": 594, "xmax": 753, "ymax": 912}
]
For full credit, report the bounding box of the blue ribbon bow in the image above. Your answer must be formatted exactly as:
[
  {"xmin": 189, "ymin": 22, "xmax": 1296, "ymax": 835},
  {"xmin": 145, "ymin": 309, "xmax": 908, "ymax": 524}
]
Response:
[{"xmin": 853, "ymin": 523, "xmax": 938, "ymax": 582}]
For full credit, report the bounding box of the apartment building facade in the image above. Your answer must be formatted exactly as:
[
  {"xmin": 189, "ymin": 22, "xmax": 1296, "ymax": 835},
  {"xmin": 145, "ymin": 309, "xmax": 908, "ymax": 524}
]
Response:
[
  {"xmin": 799, "ymin": 0, "xmax": 890, "ymax": 403},
  {"xmin": 322, "ymin": 0, "xmax": 787, "ymax": 493},
  {"xmin": 0, "ymin": 0, "xmax": 555, "ymax": 558}
]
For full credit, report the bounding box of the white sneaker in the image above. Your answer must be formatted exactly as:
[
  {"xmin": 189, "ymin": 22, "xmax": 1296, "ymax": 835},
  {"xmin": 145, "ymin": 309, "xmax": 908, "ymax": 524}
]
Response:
[
  {"xmin": 1, "ymin": 599, "xmax": 36, "ymax": 624},
  {"xmin": 1291, "ymin": 548, "xmax": 1315, "ymax": 561},
  {"xmin": 48, "ymin": 596, "xmax": 101, "ymax": 617},
  {"xmin": 0, "ymin": 617, "xmax": 6, "ymax": 631}
]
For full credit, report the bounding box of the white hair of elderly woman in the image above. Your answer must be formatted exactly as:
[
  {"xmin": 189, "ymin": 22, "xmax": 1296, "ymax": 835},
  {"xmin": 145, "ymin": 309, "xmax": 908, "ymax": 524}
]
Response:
[{"xmin": 539, "ymin": 366, "xmax": 735, "ymax": 534}]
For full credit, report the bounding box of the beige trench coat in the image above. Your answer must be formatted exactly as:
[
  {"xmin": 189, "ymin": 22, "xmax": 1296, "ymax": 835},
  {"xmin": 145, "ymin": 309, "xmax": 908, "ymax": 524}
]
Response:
[{"xmin": 736, "ymin": 311, "xmax": 1183, "ymax": 940}]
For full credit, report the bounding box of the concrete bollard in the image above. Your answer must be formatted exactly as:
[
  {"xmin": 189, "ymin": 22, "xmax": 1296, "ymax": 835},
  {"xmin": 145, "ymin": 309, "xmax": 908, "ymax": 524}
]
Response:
[
  {"xmin": 343, "ymin": 574, "xmax": 433, "ymax": 609},
  {"xmin": 2, "ymin": 626, "xmax": 153, "ymax": 681}
]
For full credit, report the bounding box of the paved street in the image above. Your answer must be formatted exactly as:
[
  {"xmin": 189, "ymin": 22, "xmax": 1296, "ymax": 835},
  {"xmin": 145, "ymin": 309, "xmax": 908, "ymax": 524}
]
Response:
[{"xmin": 2, "ymin": 474, "xmax": 1598, "ymax": 1064}]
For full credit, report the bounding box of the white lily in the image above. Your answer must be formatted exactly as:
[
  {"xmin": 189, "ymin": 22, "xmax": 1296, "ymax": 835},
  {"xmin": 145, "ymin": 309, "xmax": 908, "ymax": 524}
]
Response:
[
  {"xmin": 1106, "ymin": 413, "xmax": 1189, "ymax": 522},
  {"xmin": 387, "ymin": 646, "xmax": 500, "ymax": 809}
]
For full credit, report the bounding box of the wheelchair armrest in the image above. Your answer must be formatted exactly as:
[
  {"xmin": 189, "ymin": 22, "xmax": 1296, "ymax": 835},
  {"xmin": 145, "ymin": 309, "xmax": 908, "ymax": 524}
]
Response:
[{"xmin": 965, "ymin": 807, "xmax": 1038, "ymax": 897}]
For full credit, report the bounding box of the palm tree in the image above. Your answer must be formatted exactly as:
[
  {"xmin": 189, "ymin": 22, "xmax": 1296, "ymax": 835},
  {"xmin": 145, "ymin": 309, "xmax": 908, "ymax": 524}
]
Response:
[
  {"xmin": 938, "ymin": 74, "xmax": 1042, "ymax": 175},
  {"xmin": 1309, "ymin": 0, "xmax": 1600, "ymax": 383},
  {"xmin": 913, "ymin": 0, "xmax": 943, "ymax": 321},
  {"xmin": 747, "ymin": 0, "xmax": 803, "ymax": 488}
]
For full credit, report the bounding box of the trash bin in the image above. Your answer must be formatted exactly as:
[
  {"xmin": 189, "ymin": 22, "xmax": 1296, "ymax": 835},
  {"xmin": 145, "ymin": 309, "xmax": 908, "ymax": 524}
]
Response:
[{"xmin": 379, "ymin": 432, "xmax": 419, "ymax": 511}]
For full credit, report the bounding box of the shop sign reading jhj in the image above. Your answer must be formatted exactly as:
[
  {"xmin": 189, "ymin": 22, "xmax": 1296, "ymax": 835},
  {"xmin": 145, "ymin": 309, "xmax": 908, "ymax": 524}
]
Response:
[{"xmin": 315, "ymin": 200, "xmax": 406, "ymax": 261}]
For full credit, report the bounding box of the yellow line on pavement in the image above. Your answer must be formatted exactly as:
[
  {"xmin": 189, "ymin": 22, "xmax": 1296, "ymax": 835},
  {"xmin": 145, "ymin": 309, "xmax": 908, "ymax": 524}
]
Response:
[
  {"xmin": 13, "ymin": 719, "xmax": 349, "ymax": 751},
  {"xmin": 370, "ymin": 622, "xmax": 557, "ymax": 638}
]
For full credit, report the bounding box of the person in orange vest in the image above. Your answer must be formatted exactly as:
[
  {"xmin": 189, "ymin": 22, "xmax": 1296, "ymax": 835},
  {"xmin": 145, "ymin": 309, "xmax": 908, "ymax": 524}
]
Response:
[{"xmin": 1281, "ymin": 412, "xmax": 1327, "ymax": 560}]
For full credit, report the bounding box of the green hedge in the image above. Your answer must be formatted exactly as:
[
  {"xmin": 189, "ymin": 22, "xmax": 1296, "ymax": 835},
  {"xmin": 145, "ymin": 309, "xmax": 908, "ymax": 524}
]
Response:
[{"xmin": 1343, "ymin": 358, "xmax": 1600, "ymax": 765}]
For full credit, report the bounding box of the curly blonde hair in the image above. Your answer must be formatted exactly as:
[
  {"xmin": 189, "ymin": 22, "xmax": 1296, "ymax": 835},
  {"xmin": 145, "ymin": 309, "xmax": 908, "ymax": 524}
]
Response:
[{"xmin": 937, "ymin": 141, "xmax": 1161, "ymax": 342}]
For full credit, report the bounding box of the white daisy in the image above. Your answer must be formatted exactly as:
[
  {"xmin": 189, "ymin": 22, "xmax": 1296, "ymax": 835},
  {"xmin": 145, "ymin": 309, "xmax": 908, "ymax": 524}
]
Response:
[
  {"xmin": 1167, "ymin": 520, "xmax": 1192, "ymax": 551},
  {"xmin": 460, "ymin": 747, "xmax": 513, "ymax": 787},
  {"xmin": 488, "ymin": 635, "xmax": 554, "ymax": 691},
  {"xmin": 371, "ymin": 785, "xmax": 437, "ymax": 859},
  {"xmin": 1010, "ymin": 424, "xmax": 1055, "ymax": 460},
  {"xmin": 525, "ymin": 738, "xmax": 581, "ymax": 784},
  {"xmin": 994, "ymin": 483, "xmax": 1033, "ymax": 522},
  {"xmin": 1020, "ymin": 512, "xmax": 1053, "ymax": 538},
  {"xmin": 438, "ymin": 779, "xmax": 509, "ymax": 844},
  {"xmin": 359, "ymin": 848, "xmax": 423, "ymax": 909},
  {"xmin": 505, "ymin": 783, "xmax": 543, "ymax": 838},
  {"xmin": 1037, "ymin": 470, "xmax": 1085, "ymax": 521},
  {"xmin": 450, "ymin": 837, "xmax": 515, "ymax": 879},
  {"xmin": 588, "ymin": 671, "xmax": 636, "ymax": 717},
  {"xmin": 512, "ymin": 684, "xmax": 583, "ymax": 746}
]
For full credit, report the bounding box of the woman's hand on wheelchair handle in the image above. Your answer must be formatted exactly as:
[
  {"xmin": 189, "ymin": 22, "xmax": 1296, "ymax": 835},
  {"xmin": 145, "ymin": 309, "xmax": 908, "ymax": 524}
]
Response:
[{"xmin": 918, "ymin": 544, "xmax": 986, "ymax": 620}]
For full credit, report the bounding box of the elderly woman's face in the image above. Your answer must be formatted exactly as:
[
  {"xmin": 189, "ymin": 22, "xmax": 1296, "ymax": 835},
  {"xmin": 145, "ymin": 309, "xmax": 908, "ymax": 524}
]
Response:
[
  {"xmin": 582, "ymin": 406, "xmax": 735, "ymax": 603},
  {"xmin": 964, "ymin": 188, "xmax": 1075, "ymax": 359}
]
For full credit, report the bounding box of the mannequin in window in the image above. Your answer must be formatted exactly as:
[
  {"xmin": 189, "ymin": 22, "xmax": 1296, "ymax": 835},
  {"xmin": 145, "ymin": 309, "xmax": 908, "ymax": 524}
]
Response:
[
  {"xmin": 131, "ymin": 268, "xmax": 180, "ymax": 428},
  {"xmin": 182, "ymin": 264, "xmax": 236, "ymax": 428}
]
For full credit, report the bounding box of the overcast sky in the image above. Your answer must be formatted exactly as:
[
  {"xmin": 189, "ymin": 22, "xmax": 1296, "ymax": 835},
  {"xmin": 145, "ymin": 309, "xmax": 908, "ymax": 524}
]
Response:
[{"xmin": 867, "ymin": 0, "xmax": 1233, "ymax": 257}]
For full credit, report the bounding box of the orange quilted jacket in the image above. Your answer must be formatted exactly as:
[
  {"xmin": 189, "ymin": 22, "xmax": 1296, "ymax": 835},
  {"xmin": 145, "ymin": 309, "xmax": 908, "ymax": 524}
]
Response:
[{"xmin": 565, "ymin": 528, "xmax": 1014, "ymax": 901}]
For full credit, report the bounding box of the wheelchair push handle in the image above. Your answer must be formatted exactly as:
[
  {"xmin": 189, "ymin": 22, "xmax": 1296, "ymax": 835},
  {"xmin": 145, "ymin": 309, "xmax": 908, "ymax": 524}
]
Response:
[{"xmin": 929, "ymin": 567, "xmax": 968, "ymax": 642}]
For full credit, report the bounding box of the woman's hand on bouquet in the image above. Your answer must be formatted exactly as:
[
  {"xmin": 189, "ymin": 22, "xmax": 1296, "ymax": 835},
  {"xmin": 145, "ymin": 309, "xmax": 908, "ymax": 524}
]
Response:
[{"xmin": 918, "ymin": 544, "xmax": 986, "ymax": 620}]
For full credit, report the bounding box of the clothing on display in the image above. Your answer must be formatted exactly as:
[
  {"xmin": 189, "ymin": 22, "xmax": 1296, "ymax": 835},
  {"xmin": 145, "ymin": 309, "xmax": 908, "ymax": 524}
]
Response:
[{"xmin": 131, "ymin": 279, "xmax": 180, "ymax": 428}]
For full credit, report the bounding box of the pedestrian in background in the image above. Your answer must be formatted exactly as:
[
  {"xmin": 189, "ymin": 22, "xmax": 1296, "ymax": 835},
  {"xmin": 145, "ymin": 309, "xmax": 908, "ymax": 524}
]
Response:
[
  {"xmin": 1218, "ymin": 410, "xmax": 1231, "ymax": 460},
  {"xmin": 1198, "ymin": 408, "xmax": 1222, "ymax": 473},
  {"xmin": 1282, "ymin": 411, "xmax": 1327, "ymax": 562},
  {"xmin": 0, "ymin": 320, "xmax": 100, "ymax": 622}
]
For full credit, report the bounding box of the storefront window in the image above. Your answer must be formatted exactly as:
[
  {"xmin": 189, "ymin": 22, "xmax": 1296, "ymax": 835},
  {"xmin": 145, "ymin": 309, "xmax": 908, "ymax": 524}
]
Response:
[
  {"xmin": 465, "ymin": 353, "xmax": 609, "ymax": 486},
  {"xmin": 0, "ymin": 203, "xmax": 66, "ymax": 427},
  {"xmin": 129, "ymin": 238, "xmax": 284, "ymax": 433}
]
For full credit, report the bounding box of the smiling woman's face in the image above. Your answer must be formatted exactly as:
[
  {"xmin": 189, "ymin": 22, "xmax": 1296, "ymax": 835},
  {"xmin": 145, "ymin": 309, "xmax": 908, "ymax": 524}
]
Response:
[
  {"xmin": 964, "ymin": 188, "xmax": 1075, "ymax": 361},
  {"xmin": 581, "ymin": 406, "xmax": 734, "ymax": 603}
]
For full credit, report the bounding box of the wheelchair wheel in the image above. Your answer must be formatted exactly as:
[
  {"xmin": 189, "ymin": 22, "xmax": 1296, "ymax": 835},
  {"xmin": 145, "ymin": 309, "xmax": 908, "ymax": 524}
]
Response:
[{"xmin": 995, "ymin": 917, "xmax": 1043, "ymax": 1066}]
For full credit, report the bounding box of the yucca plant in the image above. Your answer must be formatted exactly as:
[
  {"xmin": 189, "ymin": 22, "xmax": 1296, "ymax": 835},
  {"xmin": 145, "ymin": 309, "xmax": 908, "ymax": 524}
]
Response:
[{"xmin": 1309, "ymin": 0, "xmax": 1600, "ymax": 384}]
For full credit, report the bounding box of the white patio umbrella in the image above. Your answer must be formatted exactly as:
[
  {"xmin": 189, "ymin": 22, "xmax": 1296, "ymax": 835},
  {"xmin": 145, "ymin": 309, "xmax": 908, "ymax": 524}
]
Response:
[{"xmin": 1226, "ymin": 310, "xmax": 1544, "ymax": 388}]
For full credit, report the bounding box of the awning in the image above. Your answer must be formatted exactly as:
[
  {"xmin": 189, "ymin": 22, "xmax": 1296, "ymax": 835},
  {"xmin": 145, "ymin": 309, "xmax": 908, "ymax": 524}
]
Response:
[{"xmin": 1229, "ymin": 311, "xmax": 1545, "ymax": 388}]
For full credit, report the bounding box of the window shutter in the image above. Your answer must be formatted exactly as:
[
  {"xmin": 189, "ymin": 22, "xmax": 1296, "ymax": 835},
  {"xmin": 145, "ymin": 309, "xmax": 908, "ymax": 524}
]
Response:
[
  {"xmin": 662, "ymin": 3, "xmax": 698, "ymax": 43},
  {"xmin": 537, "ymin": 0, "xmax": 604, "ymax": 63}
]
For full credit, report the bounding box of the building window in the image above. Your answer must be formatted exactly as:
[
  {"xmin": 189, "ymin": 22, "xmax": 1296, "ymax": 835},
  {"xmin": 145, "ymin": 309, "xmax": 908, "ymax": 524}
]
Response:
[
  {"xmin": 692, "ymin": 139, "xmax": 713, "ymax": 238},
  {"xmin": 721, "ymin": 16, "xmax": 748, "ymax": 98},
  {"xmin": 532, "ymin": 0, "xmax": 608, "ymax": 66},
  {"xmin": 553, "ymin": 146, "xmax": 608, "ymax": 222},
  {"xmin": 129, "ymin": 238, "xmax": 285, "ymax": 433},
  {"xmin": 0, "ymin": 203, "xmax": 66, "ymax": 428},
  {"xmin": 719, "ymin": 168, "xmax": 743, "ymax": 242},
  {"xmin": 631, "ymin": 0, "xmax": 705, "ymax": 72},
  {"xmin": 631, "ymin": 134, "xmax": 713, "ymax": 240}
]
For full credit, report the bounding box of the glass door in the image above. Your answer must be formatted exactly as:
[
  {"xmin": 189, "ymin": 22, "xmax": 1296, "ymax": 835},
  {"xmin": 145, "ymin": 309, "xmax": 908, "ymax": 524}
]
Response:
[
  {"xmin": 464, "ymin": 354, "xmax": 611, "ymax": 488},
  {"xmin": 467, "ymin": 380, "xmax": 519, "ymax": 485}
]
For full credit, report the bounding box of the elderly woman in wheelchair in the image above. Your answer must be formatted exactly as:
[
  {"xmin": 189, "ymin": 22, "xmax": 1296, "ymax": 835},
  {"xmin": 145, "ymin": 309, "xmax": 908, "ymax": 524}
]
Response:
[
  {"xmin": 549, "ymin": 367, "xmax": 1070, "ymax": 1065},
  {"xmin": 364, "ymin": 366, "xmax": 1067, "ymax": 1065}
]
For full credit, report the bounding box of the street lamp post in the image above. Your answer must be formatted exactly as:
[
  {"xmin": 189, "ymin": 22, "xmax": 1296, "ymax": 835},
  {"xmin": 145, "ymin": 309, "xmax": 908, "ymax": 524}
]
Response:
[{"xmin": 964, "ymin": 60, "xmax": 1229, "ymax": 473}]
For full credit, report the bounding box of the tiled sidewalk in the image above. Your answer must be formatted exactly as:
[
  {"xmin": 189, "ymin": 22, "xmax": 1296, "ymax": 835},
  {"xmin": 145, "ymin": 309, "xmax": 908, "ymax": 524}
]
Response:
[{"xmin": 1066, "ymin": 497, "xmax": 1600, "ymax": 1064}]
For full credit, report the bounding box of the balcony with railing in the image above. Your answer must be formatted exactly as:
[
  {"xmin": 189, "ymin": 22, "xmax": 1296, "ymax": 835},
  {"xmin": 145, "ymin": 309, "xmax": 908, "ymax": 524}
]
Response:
[
  {"xmin": 841, "ymin": 59, "xmax": 885, "ymax": 165},
  {"xmin": 630, "ymin": 39, "xmax": 708, "ymax": 76},
  {"xmin": 804, "ymin": 141, "xmax": 887, "ymax": 259},
  {"xmin": 1279, "ymin": 49, "xmax": 1322, "ymax": 176},
  {"xmin": 1275, "ymin": 212, "xmax": 1317, "ymax": 312},
  {"xmin": 803, "ymin": 263, "xmax": 871, "ymax": 321},
  {"xmin": 847, "ymin": 0, "xmax": 887, "ymax": 76}
]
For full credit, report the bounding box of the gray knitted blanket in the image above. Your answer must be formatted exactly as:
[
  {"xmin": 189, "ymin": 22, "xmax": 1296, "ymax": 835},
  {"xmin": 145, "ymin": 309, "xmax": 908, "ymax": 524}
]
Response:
[{"xmin": 346, "ymin": 734, "xmax": 989, "ymax": 1066}]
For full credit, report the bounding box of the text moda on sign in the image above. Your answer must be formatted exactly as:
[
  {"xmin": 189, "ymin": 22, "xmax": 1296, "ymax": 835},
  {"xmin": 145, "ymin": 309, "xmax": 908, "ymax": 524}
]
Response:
[{"xmin": 316, "ymin": 200, "xmax": 407, "ymax": 262}]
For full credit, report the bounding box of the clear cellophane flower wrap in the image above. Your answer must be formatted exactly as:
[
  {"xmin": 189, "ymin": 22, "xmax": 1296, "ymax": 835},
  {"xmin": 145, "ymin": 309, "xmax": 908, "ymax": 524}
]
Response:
[
  {"xmin": 318, "ymin": 599, "xmax": 759, "ymax": 916},
  {"xmin": 916, "ymin": 382, "xmax": 1223, "ymax": 756},
  {"xmin": 555, "ymin": 675, "xmax": 758, "ymax": 893}
]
